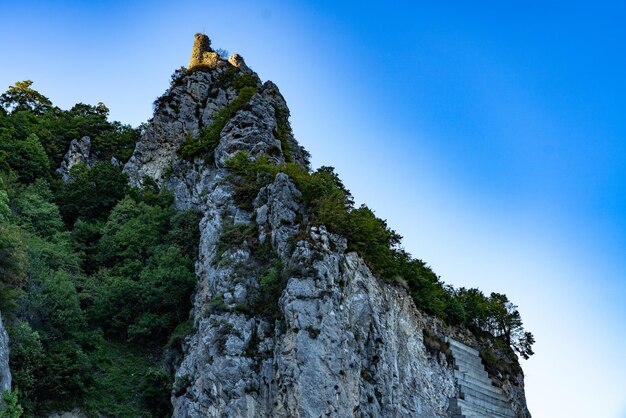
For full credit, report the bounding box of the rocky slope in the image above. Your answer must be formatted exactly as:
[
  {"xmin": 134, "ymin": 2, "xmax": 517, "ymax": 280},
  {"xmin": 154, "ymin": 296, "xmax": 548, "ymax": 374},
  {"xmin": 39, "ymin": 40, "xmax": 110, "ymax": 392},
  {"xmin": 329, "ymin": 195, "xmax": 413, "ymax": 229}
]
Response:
[
  {"xmin": 124, "ymin": 34, "xmax": 531, "ymax": 418},
  {"xmin": 0, "ymin": 311, "xmax": 11, "ymax": 393}
]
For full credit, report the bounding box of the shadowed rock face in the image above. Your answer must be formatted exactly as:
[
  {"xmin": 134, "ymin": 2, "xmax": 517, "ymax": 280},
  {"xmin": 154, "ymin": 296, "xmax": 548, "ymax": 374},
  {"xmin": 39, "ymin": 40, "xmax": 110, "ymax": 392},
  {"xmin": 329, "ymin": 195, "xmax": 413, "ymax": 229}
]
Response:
[
  {"xmin": 124, "ymin": 33, "xmax": 531, "ymax": 418},
  {"xmin": 0, "ymin": 312, "xmax": 11, "ymax": 393}
]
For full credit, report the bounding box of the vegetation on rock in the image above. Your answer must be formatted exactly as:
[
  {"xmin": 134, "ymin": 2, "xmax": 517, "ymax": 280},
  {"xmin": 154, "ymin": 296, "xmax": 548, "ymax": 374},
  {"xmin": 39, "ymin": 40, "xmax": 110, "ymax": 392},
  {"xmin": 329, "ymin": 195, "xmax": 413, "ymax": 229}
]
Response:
[
  {"xmin": 178, "ymin": 78, "xmax": 257, "ymax": 161},
  {"xmin": 225, "ymin": 151, "xmax": 535, "ymax": 362}
]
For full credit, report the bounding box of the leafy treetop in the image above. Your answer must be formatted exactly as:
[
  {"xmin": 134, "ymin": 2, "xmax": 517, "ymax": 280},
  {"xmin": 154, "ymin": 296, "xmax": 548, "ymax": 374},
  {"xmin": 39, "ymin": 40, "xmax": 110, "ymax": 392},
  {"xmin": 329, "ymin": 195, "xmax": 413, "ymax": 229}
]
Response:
[{"xmin": 0, "ymin": 81, "xmax": 52, "ymax": 115}]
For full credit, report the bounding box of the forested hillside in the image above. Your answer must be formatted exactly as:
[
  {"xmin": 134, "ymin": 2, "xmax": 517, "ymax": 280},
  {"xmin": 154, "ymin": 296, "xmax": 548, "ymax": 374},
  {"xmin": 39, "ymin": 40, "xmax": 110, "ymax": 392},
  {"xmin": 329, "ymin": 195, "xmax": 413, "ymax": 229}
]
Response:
[{"xmin": 0, "ymin": 81, "xmax": 200, "ymax": 416}]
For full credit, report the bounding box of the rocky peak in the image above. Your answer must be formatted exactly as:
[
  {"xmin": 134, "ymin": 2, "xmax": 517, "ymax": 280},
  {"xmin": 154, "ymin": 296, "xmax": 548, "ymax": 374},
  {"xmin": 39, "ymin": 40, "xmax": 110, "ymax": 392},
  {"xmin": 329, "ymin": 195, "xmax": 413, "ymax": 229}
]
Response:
[
  {"xmin": 122, "ymin": 34, "xmax": 530, "ymax": 418},
  {"xmin": 124, "ymin": 34, "xmax": 308, "ymax": 187}
]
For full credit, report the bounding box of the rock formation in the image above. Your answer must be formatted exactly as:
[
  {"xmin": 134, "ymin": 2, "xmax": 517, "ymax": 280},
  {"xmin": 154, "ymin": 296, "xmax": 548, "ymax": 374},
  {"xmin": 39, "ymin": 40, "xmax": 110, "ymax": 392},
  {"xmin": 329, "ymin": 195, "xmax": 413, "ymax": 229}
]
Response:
[
  {"xmin": 56, "ymin": 136, "xmax": 95, "ymax": 182},
  {"xmin": 0, "ymin": 311, "xmax": 11, "ymax": 393},
  {"xmin": 124, "ymin": 34, "xmax": 531, "ymax": 417},
  {"xmin": 227, "ymin": 53, "xmax": 251, "ymax": 73}
]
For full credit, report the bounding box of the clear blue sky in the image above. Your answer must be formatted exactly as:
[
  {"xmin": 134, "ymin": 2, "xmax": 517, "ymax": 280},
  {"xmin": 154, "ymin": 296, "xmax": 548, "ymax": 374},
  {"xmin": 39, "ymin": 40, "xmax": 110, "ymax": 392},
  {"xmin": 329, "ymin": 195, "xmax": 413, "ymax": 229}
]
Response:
[{"xmin": 2, "ymin": 1, "xmax": 625, "ymax": 416}]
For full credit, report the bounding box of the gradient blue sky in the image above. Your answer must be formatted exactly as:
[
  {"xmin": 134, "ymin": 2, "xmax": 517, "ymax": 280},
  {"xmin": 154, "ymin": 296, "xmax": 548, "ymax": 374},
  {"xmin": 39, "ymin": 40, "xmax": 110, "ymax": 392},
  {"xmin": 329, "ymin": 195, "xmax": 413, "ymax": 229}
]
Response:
[{"xmin": 2, "ymin": 1, "xmax": 625, "ymax": 416}]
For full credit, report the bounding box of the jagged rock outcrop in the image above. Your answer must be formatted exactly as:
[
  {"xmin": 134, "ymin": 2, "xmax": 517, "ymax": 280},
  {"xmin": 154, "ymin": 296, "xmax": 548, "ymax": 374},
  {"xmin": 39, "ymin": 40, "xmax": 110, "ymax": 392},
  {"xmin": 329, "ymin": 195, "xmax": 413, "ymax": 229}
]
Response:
[
  {"xmin": 228, "ymin": 54, "xmax": 252, "ymax": 73},
  {"xmin": 56, "ymin": 136, "xmax": 95, "ymax": 182},
  {"xmin": 124, "ymin": 34, "xmax": 530, "ymax": 417},
  {"xmin": 0, "ymin": 311, "xmax": 11, "ymax": 393}
]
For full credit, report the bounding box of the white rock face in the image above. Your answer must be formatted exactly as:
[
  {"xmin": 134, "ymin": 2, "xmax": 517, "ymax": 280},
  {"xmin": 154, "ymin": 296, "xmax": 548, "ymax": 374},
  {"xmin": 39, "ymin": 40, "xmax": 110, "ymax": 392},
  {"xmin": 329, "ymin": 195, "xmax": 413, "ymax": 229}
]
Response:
[
  {"xmin": 124, "ymin": 51, "xmax": 531, "ymax": 418},
  {"xmin": 0, "ymin": 311, "xmax": 11, "ymax": 393},
  {"xmin": 56, "ymin": 136, "xmax": 95, "ymax": 182}
]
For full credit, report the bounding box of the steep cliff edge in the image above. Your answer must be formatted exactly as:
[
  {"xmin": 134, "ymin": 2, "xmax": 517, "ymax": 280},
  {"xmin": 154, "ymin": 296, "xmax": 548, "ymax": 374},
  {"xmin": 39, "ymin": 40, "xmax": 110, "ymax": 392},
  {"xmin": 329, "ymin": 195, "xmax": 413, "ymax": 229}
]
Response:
[{"xmin": 124, "ymin": 34, "xmax": 531, "ymax": 418}]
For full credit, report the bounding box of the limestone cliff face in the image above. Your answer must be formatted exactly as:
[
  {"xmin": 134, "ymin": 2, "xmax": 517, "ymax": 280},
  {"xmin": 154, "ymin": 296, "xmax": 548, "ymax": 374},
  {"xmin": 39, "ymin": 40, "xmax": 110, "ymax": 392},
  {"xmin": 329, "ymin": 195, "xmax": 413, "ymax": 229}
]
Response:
[
  {"xmin": 124, "ymin": 35, "xmax": 531, "ymax": 418},
  {"xmin": 0, "ymin": 311, "xmax": 11, "ymax": 393}
]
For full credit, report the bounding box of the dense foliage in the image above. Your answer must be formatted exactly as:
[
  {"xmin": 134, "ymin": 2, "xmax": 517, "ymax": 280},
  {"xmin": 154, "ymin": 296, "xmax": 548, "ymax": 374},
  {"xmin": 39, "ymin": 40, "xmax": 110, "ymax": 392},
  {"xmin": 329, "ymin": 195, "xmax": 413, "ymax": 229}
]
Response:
[
  {"xmin": 0, "ymin": 82, "xmax": 199, "ymax": 417},
  {"xmin": 0, "ymin": 80, "xmax": 138, "ymax": 167}
]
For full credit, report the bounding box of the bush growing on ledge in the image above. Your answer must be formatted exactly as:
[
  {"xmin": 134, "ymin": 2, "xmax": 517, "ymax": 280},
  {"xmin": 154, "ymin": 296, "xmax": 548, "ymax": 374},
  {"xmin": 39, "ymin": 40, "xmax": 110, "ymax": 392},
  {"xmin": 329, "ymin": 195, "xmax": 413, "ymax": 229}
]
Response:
[
  {"xmin": 215, "ymin": 67, "xmax": 260, "ymax": 92},
  {"xmin": 477, "ymin": 333, "xmax": 523, "ymax": 378},
  {"xmin": 254, "ymin": 260, "xmax": 286, "ymax": 320}
]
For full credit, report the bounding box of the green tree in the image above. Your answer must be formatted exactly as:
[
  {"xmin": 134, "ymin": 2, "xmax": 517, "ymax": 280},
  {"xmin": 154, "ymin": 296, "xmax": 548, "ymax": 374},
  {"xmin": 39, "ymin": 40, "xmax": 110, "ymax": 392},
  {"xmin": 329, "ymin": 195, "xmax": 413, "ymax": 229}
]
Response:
[
  {"xmin": 345, "ymin": 205, "xmax": 402, "ymax": 278},
  {"xmin": 0, "ymin": 81, "xmax": 52, "ymax": 115},
  {"xmin": 90, "ymin": 195, "xmax": 196, "ymax": 343},
  {"xmin": 0, "ymin": 133, "xmax": 50, "ymax": 183},
  {"xmin": 0, "ymin": 390, "xmax": 24, "ymax": 418},
  {"xmin": 129, "ymin": 246, "xmax": 195, "ymax": 342},
  {"xmin": 141, "ymin": 368, "xmax": 172, "ymax": 417},
  {"xmin": 69, "ymin": 219, "xmax": 104, "ymax": 274},
  {"xmin": 455, "ymin": 287, "xmax": 490, "ymax": 330},
  {"xmin": 85, "ymin": 269, "xmax": 142, "ymax": 340},
  {"xmin": 57, "ymin": 162, "xmax": 128, "ymax": 224},
  {"xmin": 486, "ymin": 292, "xmax": 535, "ymax": 359},
  {"xmin": 38, "ymin": 270, "xmax": 86, "ymax": 339},
  {"xmin": 0, "ymin": 190, "xmax": 9, "ymax": 222},
  {"xmin": 14, "ymin": 180, "xmax": 64, "ymax": 239},
  {"xmin": 0, "ymin": 223, "xmax": 27, "ymax": 311},
  {"xmin": 38, "ymin": 340, "xmax": 91, "ymax": 401},
  {"xmin": 7, "ymin": 321, "xmax": 43, "ymax": 413},
  {"xmin": 97, "ymin": 198, "xmax": 171, "ymax": 267}
]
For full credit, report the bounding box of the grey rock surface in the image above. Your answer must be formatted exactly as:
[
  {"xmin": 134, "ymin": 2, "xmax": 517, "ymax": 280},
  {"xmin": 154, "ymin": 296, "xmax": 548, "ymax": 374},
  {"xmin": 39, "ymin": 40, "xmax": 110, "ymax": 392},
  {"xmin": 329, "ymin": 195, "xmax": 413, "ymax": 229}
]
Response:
[
  {"xmin": 124, "ymin": 64, "xmax": 238, "ymax": 187},
  {"xmin": 228, "ymin": 54, "xmax": 252, "ymax": 73},
  {"xmin": 56, "ymin": 136, "xmax": 94, "ymax": 182},
  {"xmin": 46, "ymin": 410, "xmax": 89, "ymax": 418},
  {"xmin": 123, "ymin": 42, "xmax": 530, "ymax": 418},
  {"xmin": 0, "ymin": 311, "xmax": 11, "ymax": 393}
]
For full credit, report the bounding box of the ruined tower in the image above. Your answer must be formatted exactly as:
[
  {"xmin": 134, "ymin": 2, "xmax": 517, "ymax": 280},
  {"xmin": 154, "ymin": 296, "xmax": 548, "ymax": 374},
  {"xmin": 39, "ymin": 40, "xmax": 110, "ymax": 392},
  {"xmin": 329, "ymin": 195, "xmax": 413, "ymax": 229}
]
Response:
[{"xmin": 188, "ymin": 33, "xmax": 221, "ymax": 70}]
